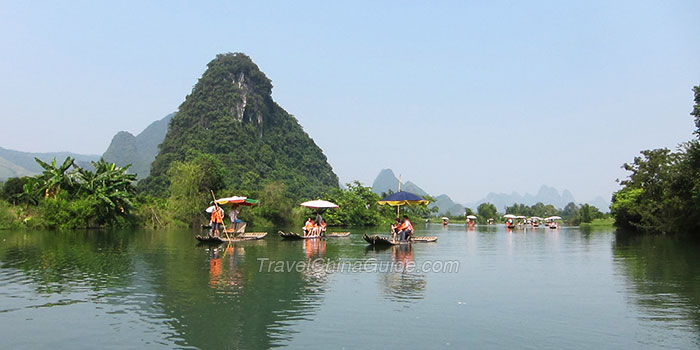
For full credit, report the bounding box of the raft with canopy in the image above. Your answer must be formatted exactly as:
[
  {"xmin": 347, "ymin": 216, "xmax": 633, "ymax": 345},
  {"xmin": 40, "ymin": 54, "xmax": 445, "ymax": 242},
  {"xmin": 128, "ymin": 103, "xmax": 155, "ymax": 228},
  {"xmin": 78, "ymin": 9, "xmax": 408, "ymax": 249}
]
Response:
[
  {"xmin": 366, "ymin": 190, "xmax": 437, "ymax": 245},
  {"xmin": 503, "ymin": 214, "xmax": 517, "ymax": 229},
  {"xmin": 278, "ymin": 199, "xmax": 351, "ymax": 239},
  {"xmin": 199, "ymin": 194, "xmax": 264, "ymax": 242}
]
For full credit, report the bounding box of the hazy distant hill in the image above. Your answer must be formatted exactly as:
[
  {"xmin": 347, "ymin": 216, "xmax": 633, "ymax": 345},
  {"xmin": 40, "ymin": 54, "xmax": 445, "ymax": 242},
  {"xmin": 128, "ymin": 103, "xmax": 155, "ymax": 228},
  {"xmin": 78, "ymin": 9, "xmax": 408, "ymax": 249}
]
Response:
[
  {"xmin": 370, "ymin": 169, "xmax": 610, "ymax": 214},
  {"xmin": 0, "ymin": 147, "xmax": 100, "ymax": 180},
  {"xmin": 587, "ymin": 196, "xmax": 611, "ymax": 212},
  {"xmin": 370, "ymin": 169, "xmax": 458, "ymax": 214},
  {"xmin": 472, "ymin": 185, "xmax": 576, "ymax": 211},
  {"xmin": 102, "ymin": 113, "xmax": 174, "ymax": 179},
  {"xmin": 371, "ymin": 169, "xmax": 429, "ymax": 196},
  {"xmin": 433, "ymin": 194, "xmax": 465, "ymax": 216},
  {"xmin": 371, "ymin": 169, "xmax": 401, "ymax": 194}
]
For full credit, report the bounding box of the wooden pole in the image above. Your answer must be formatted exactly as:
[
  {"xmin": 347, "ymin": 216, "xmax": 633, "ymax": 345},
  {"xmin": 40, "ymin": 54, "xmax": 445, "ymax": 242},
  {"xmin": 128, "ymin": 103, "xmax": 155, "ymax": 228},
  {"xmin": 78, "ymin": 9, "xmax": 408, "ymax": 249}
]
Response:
[{"xmin": 397, "ymin": 175, "xmax": 402, "ymax": 218}]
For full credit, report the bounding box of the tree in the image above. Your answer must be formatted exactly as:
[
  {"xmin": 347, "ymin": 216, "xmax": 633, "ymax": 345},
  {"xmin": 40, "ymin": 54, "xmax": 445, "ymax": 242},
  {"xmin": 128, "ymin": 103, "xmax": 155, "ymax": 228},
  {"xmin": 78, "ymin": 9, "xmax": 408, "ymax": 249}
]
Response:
[
  {"xmin": 692, "ymin": 86, "xmax": 700, "ymax": 138},
  {"xmin": 611, "ymin": 86, "xmax": 700, "ymax": 234},
  {"xmin": 34, "ymin": 157, "xmax": 80, "ymax": 198},
  {"xmin": 1, "ymin": 177, "xmax": 31, "ymax": 205},
  {"xmin": 477, "ymin": 203, "xmax": 498, "ymax": 223},
  {"xmin": 323, "ymin": 181, "xmax": 386, "ymax": 226},
  {"xmin": 562, "ymin": 202, "xmax": 580, "ymax": 225},
  {"xmin": 77, "ymin": 159, "xmax": 137, "ymax": 225},
  {"xmin": 166, "ymin": 158, "xmax": 222, "ymax": 227}
]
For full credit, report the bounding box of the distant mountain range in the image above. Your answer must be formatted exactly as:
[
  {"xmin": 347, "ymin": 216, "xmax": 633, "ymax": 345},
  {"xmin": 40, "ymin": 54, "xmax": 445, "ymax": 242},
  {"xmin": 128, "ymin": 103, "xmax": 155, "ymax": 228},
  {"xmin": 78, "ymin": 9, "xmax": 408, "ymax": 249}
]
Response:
[
  {"xmin": 370, "ymin": 168, "xmax": 610, "ymax": 214},
  {"xmin": 0, "ymin": 147, "xmax": 101, "ymax": 180},
  {"xmin": 0, "ymin": 113, "xmax": 174, "ymax": 182},
  {"xmin": 102, "ymin": 113, "xmax": 174, "ymax": 179}
]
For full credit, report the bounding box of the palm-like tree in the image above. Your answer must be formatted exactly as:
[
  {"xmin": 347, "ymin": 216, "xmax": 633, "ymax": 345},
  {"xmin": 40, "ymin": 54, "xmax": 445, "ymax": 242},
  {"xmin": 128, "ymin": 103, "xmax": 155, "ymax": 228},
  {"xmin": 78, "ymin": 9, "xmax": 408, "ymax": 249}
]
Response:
[
  {"xmin": 78, "ymin": 159, "xmax": 137, "ymax": 224},
  {"xmin": 34, "ymin": 157, "xmax": 80, "ymax": 198}
]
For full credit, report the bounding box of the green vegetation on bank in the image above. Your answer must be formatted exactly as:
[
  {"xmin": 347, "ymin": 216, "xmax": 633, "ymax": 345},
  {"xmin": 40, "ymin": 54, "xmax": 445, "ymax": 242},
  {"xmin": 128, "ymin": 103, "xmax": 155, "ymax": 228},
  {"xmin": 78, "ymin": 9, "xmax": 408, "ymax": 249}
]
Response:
[
  {"xmin": 611, "ymin": 86, "xmax": 700, "ymax": 234},
  {"xmin": 0, "ymin": 157, "xmax": 136, "ymax": 229},
  {"xmin": 579, "ymin": 218, "xmax": 615, "ymax": 228}
]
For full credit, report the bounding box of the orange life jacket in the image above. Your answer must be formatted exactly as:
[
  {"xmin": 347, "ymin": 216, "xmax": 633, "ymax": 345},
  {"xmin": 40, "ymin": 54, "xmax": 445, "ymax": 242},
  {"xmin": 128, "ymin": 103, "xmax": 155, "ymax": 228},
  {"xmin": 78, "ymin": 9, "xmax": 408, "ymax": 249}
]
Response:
[
  {"xmin": 211, "ymin": 208, "xmax": 224, "ymax": 223},
  {"xmin": 304, "ymin": 220, "xmax": 314, "ymax": 231}
]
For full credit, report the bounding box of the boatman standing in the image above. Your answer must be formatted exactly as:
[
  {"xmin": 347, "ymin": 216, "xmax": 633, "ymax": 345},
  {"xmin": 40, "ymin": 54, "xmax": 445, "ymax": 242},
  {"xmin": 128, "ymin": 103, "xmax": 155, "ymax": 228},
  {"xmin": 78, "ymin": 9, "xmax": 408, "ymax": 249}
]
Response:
[{"xmin": 210, "ymin": 205, "xmax": 225, "ymax": 238}]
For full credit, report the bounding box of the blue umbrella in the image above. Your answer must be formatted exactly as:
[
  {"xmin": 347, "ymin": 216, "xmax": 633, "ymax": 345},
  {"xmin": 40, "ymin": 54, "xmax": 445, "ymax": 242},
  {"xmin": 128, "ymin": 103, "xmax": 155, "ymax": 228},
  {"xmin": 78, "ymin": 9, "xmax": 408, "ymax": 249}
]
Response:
[{"xmin": 378, "ymin": 191, "xmax": 430, "ymax": 217}]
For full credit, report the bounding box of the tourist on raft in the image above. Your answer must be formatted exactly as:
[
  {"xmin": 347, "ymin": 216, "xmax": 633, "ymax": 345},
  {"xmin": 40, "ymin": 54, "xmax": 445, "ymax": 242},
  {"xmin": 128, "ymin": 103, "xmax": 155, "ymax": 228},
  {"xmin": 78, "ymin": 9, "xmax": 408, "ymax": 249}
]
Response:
[
  {"xmin": 396, "ymin": 215, "xmax": 414, "ymax": 242},
  {"xmin": 303, "ymin": 217, "xmax": 314, "ymax": 236},
  {"xmin": 391, "ymin": 217, "xmax": 401, "ymax": 241}
]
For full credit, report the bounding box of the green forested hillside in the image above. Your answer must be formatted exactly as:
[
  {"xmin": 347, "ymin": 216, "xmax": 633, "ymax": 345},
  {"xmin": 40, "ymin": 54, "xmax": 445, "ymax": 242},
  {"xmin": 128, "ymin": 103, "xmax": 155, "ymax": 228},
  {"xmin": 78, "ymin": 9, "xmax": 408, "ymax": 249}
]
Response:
[{"xmin": 142, "ymin": 53, "xmax": 339, "ymax": 199}]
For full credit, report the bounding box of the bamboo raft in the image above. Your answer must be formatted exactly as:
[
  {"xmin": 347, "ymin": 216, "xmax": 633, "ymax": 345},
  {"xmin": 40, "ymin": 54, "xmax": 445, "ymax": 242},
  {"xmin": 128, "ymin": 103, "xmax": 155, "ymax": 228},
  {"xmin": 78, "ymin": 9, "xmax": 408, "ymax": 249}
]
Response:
[
  {"xmin": 196, "ymin": 232, "xmax": 268, "ymax": 243},
  {"xmin": 278, "ymin": 231, "xmax": 351, "ymax": 240},
  {"xmin": 362, "ymin": 234, "xmax": 437, "ymax": 246}
]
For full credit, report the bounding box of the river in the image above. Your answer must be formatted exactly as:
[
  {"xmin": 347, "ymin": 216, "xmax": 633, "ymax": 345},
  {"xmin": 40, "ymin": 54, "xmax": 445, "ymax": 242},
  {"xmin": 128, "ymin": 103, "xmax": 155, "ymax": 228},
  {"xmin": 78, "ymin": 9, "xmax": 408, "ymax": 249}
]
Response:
[{"xmin": 1, "ymin": 224, "xmax": 698, "ymax": 349}]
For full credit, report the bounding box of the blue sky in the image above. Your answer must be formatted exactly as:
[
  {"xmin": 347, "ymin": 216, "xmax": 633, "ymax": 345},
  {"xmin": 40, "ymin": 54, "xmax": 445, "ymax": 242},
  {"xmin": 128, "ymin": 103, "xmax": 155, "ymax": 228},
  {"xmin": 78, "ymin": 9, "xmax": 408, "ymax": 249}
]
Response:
[{"xmin": 0, "ymin": 0, "xmax": 698, "ymax": 204}]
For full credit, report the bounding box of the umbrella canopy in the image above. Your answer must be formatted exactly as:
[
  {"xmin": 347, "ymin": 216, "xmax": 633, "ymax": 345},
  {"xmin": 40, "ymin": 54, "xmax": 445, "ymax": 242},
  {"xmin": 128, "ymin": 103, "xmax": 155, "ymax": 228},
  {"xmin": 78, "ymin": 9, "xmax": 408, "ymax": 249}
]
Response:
[
  {"xmin": 516, "ymin": 215, "xmax": 527, "ymax": 219},
  {"xmin": 377, "ymin": 191, "xmax": 430, "ymax": 206},
  {"xmin": 530, "ymin": 216, "xmax": 542, "ymax": 220},
  {"xmin": 546, "ymin": 216, "xmax": 562, "ymax": 220},
  {"xmin": 466, "ymin": 215, "xmax": 477, "ymax": 219},
  {"xmin": 300, "ymin": 200, "xmax": 339, "ymax": 209},
  {"xmin": 441, "ymin": 217, "xmax": 449, "ymax": 220},
  {"xmin": 503, "ymin": 214, "xmax": 517, "ymax": 219},
  {"xmin": 215, "ymin": 196, "xmax": 259, "ymax": 206}
]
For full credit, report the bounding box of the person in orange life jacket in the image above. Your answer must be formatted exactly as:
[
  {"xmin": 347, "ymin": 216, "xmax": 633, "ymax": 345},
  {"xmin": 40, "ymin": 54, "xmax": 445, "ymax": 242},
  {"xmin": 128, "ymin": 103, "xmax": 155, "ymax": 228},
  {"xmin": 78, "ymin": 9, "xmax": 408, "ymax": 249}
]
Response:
[
  {"xmin": 303, "ymin": 218, "xmax": 314, "ymax": 236},
  {"xmin": 210, "ymin": 205, "xmax": 225, "ymax": 238},
  {"xmin": 320, "ymin": 220, "xmax": 327, "ymax": 234},
  {"xmin": 397, "ymin": 215, "xmax": 414, "ymax": 242},
  {"xmin": 391, "ymin": 217, "xmax": 401, "ymax": 241}
]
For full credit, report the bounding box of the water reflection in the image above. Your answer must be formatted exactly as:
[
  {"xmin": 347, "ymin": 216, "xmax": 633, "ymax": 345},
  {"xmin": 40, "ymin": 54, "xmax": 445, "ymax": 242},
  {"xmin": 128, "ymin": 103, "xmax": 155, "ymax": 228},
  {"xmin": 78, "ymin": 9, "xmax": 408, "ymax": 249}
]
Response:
[
  {"xmin": 3, "ymin": 227, "xmax": 700, "ymax": 349},
  {"xmin": 369, "ymin": 244, "xmax": 427, "ymax": 303},
  {"xmin": 613, "ymin": 232, "xmax": 700, "ymax": 347}
]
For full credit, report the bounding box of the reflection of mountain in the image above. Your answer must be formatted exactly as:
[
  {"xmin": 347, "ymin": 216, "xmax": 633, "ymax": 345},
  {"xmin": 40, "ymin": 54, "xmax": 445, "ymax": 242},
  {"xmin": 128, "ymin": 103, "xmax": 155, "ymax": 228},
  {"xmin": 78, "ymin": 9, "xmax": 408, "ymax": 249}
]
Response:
[
  {"xmin": 134, "ymin": 232, "xmax": 335, "ymax": 349},
  {"xmin": 0, "ymin": 230, "xmax": 134, "ymax": 294},
  {"xmin": 0, "ymin": 229, "xmax": 336, "ymax": 349},
  {"xmin": 613, "ymin": 233, "xmax": 700, "ymax": 336}
]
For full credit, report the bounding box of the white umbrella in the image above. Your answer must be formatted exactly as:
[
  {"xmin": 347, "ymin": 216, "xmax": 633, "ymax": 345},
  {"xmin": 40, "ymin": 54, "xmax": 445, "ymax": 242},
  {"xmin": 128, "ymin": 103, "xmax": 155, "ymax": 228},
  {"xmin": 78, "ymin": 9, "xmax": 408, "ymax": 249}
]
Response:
[
  {"xmin": 516, "ymin": 215, "xmax": 527, "ymax": 219},
  {"xmin": 300, "ymin": 200, "xmax": 339, "ymax": 209},
  {"xmin": 216, "ymin": 196, "xmax": 247, "ymax": 203},
  {"xmin": 503, "ymin": 214, "xmax": 517, "ymax": 219},
  {"xmin": 530, "ymin": 216, "xmax": 542, "ymax": 220},
  {"xmin": 546, "ymin": 216, "xmax": 562, "ymax": 220},
  {"xmin": 205, "ymin": 205, "xmax": 216, "ymax": 213},
  {"xmin": 466, "ymin": 215, "xmax": 477, "ymax": 219},
  {"xmin": 441, "ymin": 217, "xmax": 449, "ymax": 220}
]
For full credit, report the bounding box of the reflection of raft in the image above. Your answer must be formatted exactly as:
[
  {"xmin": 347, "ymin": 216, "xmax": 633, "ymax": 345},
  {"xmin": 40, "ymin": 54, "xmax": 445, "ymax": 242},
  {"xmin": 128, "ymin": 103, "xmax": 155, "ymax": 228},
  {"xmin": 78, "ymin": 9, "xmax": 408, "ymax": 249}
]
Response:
[
  {"xmin": 278, "ymin": 231, "xmax": 351, "ymax": 240},
  {"xmin": 196, "ymin": 232, "xmax": 268, "ymax": 243},
  {"xmin": 506, "ymin": 224, "xmax": 516, "ymax": 229},
  {"xmin": 363, "ymin": 234, "xmax": 437, "ymax": 246}
]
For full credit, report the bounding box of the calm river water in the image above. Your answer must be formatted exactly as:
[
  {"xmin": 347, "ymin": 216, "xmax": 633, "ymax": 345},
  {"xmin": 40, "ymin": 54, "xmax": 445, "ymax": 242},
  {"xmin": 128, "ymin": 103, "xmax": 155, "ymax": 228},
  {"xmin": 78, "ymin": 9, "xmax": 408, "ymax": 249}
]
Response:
[{"xmin": 1, "ymin": 224, "xmax": 699, "ymax": 349}]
